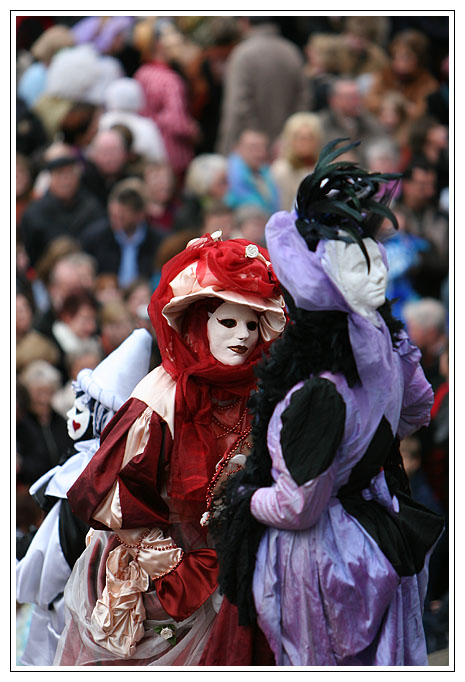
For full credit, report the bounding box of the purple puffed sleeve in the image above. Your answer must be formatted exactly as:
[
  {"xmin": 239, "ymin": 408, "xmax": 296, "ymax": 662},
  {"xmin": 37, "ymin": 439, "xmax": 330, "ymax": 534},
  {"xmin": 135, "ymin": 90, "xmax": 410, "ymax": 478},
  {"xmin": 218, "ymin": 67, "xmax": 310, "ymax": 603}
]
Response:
[
  {"xmin": 398, "ymin": 364, "xmax": 434, "ymax": 440},
  {"xmin": 396, "ymin": 331, "xmax": 434, "ymax": 440},
  {"xmin": 250, "ymin": 467, "xmax": 336, "ymax": 530}
]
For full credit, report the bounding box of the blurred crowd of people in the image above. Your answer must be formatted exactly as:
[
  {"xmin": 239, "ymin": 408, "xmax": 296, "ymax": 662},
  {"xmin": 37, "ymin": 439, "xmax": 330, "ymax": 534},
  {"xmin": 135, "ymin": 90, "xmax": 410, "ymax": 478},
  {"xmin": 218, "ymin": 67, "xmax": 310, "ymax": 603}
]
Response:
[{"xmin": 15, "ymin": 14, "xmax": 450, "ymax": 659}]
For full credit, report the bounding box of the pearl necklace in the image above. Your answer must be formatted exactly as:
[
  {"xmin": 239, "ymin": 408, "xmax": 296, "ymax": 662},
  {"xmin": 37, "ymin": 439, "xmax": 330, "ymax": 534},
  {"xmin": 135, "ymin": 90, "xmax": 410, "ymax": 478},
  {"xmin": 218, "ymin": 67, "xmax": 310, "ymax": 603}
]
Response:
[{"xmin": 211, "ymin": 407, "xmax": 249, "ymax": 438}]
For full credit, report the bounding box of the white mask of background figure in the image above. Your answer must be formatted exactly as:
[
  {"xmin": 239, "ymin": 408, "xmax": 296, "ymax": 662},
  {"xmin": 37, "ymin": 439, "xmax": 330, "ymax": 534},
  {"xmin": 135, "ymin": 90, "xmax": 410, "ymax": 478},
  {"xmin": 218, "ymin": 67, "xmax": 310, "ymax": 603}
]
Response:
[
  {"xmin": 324, "ymin": 236, "xmax": 388, "ymax": 327},
  {"xmin": 207, "ymin": 302, "xmax": 259, "ymax": 365},
  {"xmin": 66, "ymin": 393, "xmax": 92, "ymax": 440}
]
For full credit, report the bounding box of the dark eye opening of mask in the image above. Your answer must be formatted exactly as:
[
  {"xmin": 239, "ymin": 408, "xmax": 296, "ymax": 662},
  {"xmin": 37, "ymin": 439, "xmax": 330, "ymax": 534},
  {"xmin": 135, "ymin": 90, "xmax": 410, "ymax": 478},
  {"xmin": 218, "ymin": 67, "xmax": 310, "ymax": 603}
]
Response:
[{"xmin": 219, "ymin": 318, "xmax": 237, "ymax": 328}]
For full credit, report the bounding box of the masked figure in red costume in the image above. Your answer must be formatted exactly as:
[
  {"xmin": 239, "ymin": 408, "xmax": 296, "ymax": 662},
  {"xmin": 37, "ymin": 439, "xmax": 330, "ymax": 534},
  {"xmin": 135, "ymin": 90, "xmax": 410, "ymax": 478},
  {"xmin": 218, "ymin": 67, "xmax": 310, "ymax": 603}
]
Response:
[{"xmin": 54, "ymin": 232, "xmax": 286, "ymax": 666}]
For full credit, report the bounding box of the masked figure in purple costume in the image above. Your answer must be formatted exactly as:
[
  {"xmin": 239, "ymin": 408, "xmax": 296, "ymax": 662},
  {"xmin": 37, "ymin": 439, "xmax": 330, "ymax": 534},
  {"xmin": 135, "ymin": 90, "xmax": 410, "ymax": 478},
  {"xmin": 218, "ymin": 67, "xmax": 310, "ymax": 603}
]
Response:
[{"xmin": 211, "ymin": 139, "xmax": 444, "ymax": 666}]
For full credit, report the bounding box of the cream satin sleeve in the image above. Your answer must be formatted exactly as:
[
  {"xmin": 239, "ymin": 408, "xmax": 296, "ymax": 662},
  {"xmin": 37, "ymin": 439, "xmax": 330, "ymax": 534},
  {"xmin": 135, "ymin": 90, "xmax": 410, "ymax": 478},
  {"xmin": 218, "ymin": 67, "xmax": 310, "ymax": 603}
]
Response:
[{"xmin": 92, "ymin": 406, "xmax": 154, "ymax": 529}]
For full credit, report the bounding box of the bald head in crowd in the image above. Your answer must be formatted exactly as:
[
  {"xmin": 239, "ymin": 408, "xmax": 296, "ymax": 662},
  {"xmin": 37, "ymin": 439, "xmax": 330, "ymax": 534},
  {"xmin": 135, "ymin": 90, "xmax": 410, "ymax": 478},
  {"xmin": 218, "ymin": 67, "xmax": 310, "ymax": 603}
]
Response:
[
  {"xmin": 329, "ymin": 78, "xmax": 363, "ymax": 119},
  {"xmin": 403, "ymin": 298, "xmax": 447, "ymax": 366},
  {"xmin": 48, "ymin": 253, "xmax": 96, "ymax": 311},
  {"xmin": 89, "ymin": 129, "xmax": 129, "ymax": 177}
]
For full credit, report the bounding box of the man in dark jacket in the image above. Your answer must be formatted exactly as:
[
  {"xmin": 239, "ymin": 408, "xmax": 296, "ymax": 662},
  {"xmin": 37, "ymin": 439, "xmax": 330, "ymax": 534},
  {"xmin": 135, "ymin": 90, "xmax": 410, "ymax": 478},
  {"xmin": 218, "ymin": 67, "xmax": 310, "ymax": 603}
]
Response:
[
  {"xmin": 19, "ymin": 143, "xmax": 105, "ymax": 267},
  {"xmin": 80, "ymin": 179, "xmax": 162, "ymax": 288}
]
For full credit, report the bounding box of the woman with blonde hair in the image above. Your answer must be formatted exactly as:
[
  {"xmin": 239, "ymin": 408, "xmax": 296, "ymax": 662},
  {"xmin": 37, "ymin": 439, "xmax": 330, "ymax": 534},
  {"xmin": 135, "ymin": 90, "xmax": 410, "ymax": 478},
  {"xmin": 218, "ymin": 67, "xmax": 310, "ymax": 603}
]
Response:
[{"xmin": 271, "ymin": 112, "xmax": 324, "ymax": 211}]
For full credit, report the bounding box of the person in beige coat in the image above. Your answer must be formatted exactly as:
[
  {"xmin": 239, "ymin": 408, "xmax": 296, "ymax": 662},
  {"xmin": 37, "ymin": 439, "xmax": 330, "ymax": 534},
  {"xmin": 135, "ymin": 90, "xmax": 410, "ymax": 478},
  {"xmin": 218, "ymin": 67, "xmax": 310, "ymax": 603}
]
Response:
[{"xmin": 216, "ymin": 18, "xmax": 309, "ymax": 156}]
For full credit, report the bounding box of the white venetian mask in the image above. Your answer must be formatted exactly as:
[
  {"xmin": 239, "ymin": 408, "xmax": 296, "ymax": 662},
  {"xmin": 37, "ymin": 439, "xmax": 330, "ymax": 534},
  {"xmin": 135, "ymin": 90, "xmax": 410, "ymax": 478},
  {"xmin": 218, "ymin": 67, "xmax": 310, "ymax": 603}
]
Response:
[
  {"xmin": 207, "ymin": 302, "xmax": 259, "ymax": 366},
  {"xmin": 324, "ymin": 236, "xmax": 388, "ymax": 326},
  {"xmin": 66, "ymin": 393, "xmax": 92, "ymax": 441}
]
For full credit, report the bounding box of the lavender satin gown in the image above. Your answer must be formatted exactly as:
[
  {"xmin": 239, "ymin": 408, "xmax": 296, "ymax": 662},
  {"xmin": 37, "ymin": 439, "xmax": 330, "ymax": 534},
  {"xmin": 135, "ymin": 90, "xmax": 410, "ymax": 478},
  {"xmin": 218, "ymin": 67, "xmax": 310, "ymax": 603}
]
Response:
[{"xmin": 250, "ymin": 331, "xmax": 438, "ymax": 666}]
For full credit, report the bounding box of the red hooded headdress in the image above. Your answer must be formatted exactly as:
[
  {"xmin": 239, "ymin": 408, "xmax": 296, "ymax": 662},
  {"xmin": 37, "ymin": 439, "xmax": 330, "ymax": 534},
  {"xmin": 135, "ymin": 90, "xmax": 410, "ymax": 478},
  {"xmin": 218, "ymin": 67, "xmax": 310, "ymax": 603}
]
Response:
[{"xmin": 148, "ymin": 233, "xmax": 286, "ymax": 511}]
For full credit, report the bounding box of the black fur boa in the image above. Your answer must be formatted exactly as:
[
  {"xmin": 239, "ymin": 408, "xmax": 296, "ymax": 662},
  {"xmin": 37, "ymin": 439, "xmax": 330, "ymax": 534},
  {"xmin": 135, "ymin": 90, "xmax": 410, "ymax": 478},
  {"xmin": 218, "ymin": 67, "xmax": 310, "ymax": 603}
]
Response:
[{"xmin": 209, "ymin": 295, "xmax": 404, "ymax": 626}]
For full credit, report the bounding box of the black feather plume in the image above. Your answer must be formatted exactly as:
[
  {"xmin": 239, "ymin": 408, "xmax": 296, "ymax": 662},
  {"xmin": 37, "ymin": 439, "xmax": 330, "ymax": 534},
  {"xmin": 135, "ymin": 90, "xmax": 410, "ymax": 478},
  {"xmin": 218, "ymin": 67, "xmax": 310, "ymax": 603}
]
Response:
[{"xmin": 295, "ymin": 138, "xmax": 401, "ymax": 269}]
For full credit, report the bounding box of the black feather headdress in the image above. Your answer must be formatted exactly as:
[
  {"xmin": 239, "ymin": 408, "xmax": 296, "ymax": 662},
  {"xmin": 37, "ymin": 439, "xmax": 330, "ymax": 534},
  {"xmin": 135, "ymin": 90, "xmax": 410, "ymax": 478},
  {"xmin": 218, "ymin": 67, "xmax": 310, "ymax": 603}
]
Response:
[{"xmin": 295, "ymin": 138, "xmax": 402, "ymax": 269}]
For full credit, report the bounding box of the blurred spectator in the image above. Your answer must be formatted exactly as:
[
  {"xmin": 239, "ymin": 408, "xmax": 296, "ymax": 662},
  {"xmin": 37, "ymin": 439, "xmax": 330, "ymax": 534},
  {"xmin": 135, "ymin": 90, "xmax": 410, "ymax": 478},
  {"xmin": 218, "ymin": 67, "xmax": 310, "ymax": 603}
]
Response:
[
  {"xmin": 151, "ymin": 228, "xmax": 200, "ymax": 290},
  {"xmin": 393, "ymin": 158, "xmax": 448, "ymax": 298},
  {"xmin": 365, "ymin": 29, "xmax": 439, "ymax": 122},
  {"xmin": 406, "ymin": 343, "xmax": 449, "ymax": 635},
  {"xmin": 423, "ymin": 594, "xmax": 449, "ymax": 655},
  {"xmin": 50, "ymin": 290, "xmax": 100, "ymax": 378},
  {"xmin": 34, "ymin": 250, "xmax": 95, "ymax": 338},
  {"xmin": 426, "ymin": 343, "xmax": 449, "ymax": 512},
  {"xmin": 185, "ymin": 153, "xmax": 229, "ymax": 202},
  {"xmin": 131, "ymin": 16, "xmax": 157, "ymax": 63},
  {"xmin": 380, "ymin": 209, "xmax": 431, "ymax": 322},
  {"xmin": 270, "ymin": 16, "xmax": 337, "ymax": 49},
  {"xmin": 51, "ymin": 340, "xmax": 103, "ymax": 418},
  {"xmin": 427, "ymin": 56, "xmax": 449, "ymax": 126},
  {"xmin": 19, "ymin": 143, "xmax": 105, "ymax": 267},
  {"xmin": 151, "ymin": 21, "xmax": 201, "ymax": 85},
  {"xmin": 71, "ymin": 15, "xmax": 140, "ymax": 76},
  {"xmin": 33, "ymin": 44, "xmax": 122, "ymax": 139},
  {"xmin": 108, "ymin": 123, "xmax": 140, "ymax": 174},
  {"xmin": 84, "ymin": 54, "xmax": 125, "ymax": 109},
  {"xmin": 185, "ymin": 17, "xmax": 240, "ymax": 154},
  {"xmin": 302, "ymin": 33, "xmax": 343, "ymax": 112},
  {"xmin": 376, "ymin": 91, "xmax": 412, "ymax": 167},
  {"xmin": 202, "ymin": 202, "xmax": 235, "ymax": 240},
  {"xmin": 17, "ymin": 25, "xmax": 75, "ymax": 108},
  {"xmin": 366, "ymin": 137, "xmax": 402, "ymax": 175},
  {"xmin": 93, "ymin": 273, "xmax": 123, "ymax": 306},
  {"xmin": 81, "ymin": 128, "xmax": 132, "ymax": 207},
  {"xmin": 31, "ymin": 237, "xmax": 85, "ymax": 314},
  {"xmin": 173, "ymin": 153, "xmax": 228, "ymax": 233},
  {"xmin": 16, "ymin": 96, "xmax": 49, "ymax": 158},
  {"xmin": 33, "ymin": 252, "xmax": 97, "ymax": 374},
  {"xmin": 400, "ymin": 435, "xmax": 443, "ymax": 515},
  {"xmin": 271, "ymin": 112, "xmax": 324, "ymax": 211},
  {"xmin": 16, "ymin": 153, "xmax": 35, "ymax": 228},
  {"xmin": 399, "ymin": 432, "xmax": 448, "ymax": 643},
  {"xmin": 317, "ymin": 77, "xmax": 385, "ymax": 165},
  {"xmin": 403, "ymin": 298, "xmax": 447, "ymax": 392},
  {"xmin": 98, "ymin": 77, "xmax": 167, "ymax": 162},
  {"xmin": 16, "ymin": 16, "xmax": 55, "ymax": 55},
  {"xmin": 408, "ymin": 115, "xmax": 449, "ymax": 194},
  {"xmin": 17, "ymin": 360, "xmax": 72, "ymax": 487},
  {"xmin": 216, "ymin": 16, "xmax": 309, "ymax": 155},
  {"xmin": 342, "ymin": 15, "xmax": 391, "ymax": 49},
  {"xmin": 143, "ymin": 160, "xmax": 180, "ymax": 234},
  {"xmin": 16, "ymin": 236, "xmax": 33, "ymax": 312},
  {"xmin": 365, "ymin": 138, "xmax": 402, "ymax": 199},
  {"xmin": 232, "ymin": 204, "xmax": 268, "ymax": 246},
  {"xmin": 123, "ymin": 277, "xmax": 152, "ymax": 327},
  {"xmin": 134, "ymin": 23, "xmax": 199, "ymax": 179},
  {"xmin": 225, "ymin": 129, "xmax": 280, "ymax": 214},
  {"xmin": 16, "ymin": 290, "xmax": 35, "ymax": 346},
  {"xmin": 98, "ymin": 300, "xmax": 134, "ymax": 356},
  {"xmin": 338, "ymin": 16, "xmax": 389, "ymax": 90},
  {"xmin": 58, "ymin": 101, "xmax": 101, "ymax": 158},
  {"xmin": 80, "ymin": 178, "xmax": 161, "ymax": 288},
  {"xmin": 16, "ymin": 292, "xmax": 60, "ymax": 373}
]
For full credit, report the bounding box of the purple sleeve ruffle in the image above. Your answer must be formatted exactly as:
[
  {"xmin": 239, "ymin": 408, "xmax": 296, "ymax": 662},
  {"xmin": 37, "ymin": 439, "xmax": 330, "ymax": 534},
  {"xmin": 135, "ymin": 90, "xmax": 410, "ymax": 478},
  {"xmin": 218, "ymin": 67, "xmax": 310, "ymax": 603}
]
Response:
[
  {"xmin": 250, "ymin": 466, "xmax": 336, "ymax": 530},
  {"xmin": 395, "ymin": 331, "xmax": 434, "ymax": 440}
]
